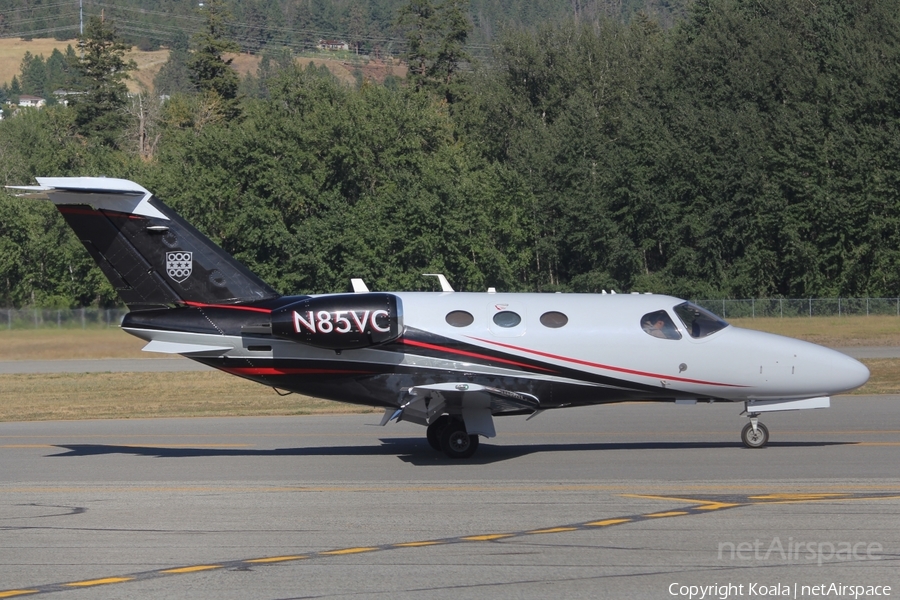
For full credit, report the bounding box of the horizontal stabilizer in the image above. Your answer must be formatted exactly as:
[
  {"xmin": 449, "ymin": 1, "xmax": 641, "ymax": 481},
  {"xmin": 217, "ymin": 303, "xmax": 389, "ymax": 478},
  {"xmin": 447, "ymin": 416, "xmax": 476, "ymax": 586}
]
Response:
[
  {"xmin": 9, "ymin": 177, "xmax": 167, "ymax": 220},
  {"xmin": 142, "ymin": 340, "xmax": 233, "ymax": 355}
]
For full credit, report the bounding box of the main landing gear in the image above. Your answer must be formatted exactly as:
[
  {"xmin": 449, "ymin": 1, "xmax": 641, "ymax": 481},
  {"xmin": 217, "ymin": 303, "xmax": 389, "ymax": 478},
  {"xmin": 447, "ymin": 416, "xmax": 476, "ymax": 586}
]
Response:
[
  {"xmin": 426, "ymin": 415, "xmax": 479, "ymax": 459},
  {"xmin": 741, "ymin": 414, "xmax": 769, "ymax": 448}
]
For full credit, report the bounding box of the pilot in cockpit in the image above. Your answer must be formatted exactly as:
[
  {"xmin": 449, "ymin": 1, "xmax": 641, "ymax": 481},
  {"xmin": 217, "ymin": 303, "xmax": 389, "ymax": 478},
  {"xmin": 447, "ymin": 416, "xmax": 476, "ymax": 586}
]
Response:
[{"xmin": 641, "ymin": 310, "xmax": 682, "ymax": 340}]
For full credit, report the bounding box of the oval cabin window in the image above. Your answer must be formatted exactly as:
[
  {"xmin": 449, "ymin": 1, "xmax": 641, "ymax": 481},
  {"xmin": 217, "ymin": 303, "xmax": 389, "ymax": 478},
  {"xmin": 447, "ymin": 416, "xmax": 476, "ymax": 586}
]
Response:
[
  {"xmin": 492, "ymin": 311, "xmax": 522, "ymax": 328},
  {"xmin": 540, "ymin": 311, "xmax": 568, "ymax": 328},
  {"xmin": 445, "ymin": 310, "xmax": 475, "ymax": 327}
]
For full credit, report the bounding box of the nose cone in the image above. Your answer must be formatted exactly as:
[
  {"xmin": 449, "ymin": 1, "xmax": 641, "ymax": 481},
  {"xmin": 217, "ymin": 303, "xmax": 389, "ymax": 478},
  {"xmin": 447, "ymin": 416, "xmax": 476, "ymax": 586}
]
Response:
[
  {"xmin": 727, "ymin": 328, "xmax": 870, "ymax": 399},
  {"xmin": 807, "ymin": 345, "xmax": 870, "ymax": 394}
]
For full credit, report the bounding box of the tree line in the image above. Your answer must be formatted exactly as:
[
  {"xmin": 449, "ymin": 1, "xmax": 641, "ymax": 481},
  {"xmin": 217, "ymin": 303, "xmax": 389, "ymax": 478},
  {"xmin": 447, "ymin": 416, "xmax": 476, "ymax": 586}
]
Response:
[
  {"xmin": 1, "ymin": 0, "xmax": 899, "ymax": 308},
  {"xmin": 0, "ymin": 0, "xmax": 688, "ymax": 55}
]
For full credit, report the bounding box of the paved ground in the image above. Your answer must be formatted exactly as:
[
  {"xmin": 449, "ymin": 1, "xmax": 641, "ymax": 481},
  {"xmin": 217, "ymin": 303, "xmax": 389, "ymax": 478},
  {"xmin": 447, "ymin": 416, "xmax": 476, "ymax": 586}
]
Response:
[{"xmin": 1, "ymin": 396, "xmax": 898, "ymax": 599}]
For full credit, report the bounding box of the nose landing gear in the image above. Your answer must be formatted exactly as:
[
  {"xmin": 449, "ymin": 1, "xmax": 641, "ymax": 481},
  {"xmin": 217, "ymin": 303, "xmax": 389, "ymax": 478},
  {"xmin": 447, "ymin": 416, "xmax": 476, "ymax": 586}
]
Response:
[{"xmin": 741, "ymin": 414, "xmax": 769, "ymax": 448}]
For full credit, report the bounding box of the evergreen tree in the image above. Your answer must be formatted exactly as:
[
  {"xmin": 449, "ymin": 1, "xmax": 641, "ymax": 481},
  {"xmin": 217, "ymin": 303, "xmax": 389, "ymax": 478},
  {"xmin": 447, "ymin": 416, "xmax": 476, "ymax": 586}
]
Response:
[
  {"xmin": 8, "ymin": 75, "xmax": 22, "ymax": 103},
  {"xmin": 45, "ymin": 49, "xmax": 69, "ymax": 96},
  {"xmin": 69, "ymin": 16, "xmax": 136, "ymax": 147},
  {"xmin": 397, "ymin": 0, "xmax": 437, "ymax": 87},
  {"xmin": 154, "ymin": 32, "xmax": 196, "ymax": 96},
  {"xmin": 154, "ymin": 52, "xmax": 196, "ymax": 96},
  {"xmin": 431, "ymin": 0, "xmax": 472, "ymax": 98},
  {"xmin": 188, "ymin": 0, "xmax": 242, "ymax": 119},
  {"xmin": 64, "ymin": 45, "xmax": 85, "ymax": 90},
  {"xmin": 397, "ymin": 0, "xmax": 473, "ymax": 101},
  {"xmin": 347, "ymin": 2, "xmax": 369, "ymax": 55},
  {"xmin": 19, "ymin": 52, "xmax": 47, "ymax": 98}
]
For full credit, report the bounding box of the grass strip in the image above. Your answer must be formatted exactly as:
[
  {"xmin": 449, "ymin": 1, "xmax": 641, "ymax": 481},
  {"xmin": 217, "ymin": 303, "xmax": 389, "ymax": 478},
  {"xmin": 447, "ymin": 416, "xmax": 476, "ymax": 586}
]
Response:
[
  {"xmin": 0, "ymin": 371, "xmax": 377, "ymax": 421},
  {"xmin": 728, "ymin": 315, "xmax": 900, "ymax": 347},
  {"xmin": 0, "ymin": 329, "xmax": 154, "ymax": 361}
]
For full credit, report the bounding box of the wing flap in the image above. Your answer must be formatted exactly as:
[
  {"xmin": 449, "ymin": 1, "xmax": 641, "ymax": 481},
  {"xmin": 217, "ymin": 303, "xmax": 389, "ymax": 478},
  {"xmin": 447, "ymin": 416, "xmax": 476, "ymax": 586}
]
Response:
[{"xmin": 409, "ymin": 383, "xmax": 540, "ymax": 413}]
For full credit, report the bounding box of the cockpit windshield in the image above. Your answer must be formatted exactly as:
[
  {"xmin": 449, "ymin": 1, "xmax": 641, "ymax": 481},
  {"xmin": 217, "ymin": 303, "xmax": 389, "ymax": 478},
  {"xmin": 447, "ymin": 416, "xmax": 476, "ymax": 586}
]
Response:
[{"xmin": 673, "ymin": 302, "xmax": 729, "ymax": 338}]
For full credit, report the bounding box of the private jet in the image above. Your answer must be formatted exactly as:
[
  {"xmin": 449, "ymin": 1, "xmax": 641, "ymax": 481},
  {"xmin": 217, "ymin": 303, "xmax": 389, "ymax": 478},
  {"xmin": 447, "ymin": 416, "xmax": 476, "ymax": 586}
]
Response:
[{"xmin": 8, "ymin": 177, "xmax": 870, "ymax": 458}]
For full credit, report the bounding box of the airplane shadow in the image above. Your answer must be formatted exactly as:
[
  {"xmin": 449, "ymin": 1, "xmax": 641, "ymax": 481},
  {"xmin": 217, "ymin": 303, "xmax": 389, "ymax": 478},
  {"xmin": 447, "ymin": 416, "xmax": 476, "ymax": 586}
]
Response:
[{"xmin": 48, "ymin": 439, "xmax": 854, "ymax": 465}]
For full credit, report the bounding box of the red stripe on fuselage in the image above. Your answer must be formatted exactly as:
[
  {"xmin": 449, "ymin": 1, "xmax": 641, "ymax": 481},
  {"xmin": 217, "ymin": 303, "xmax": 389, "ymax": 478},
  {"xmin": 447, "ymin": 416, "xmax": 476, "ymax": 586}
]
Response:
[
  {"xmin": 467, "ymin": 336, "xmax": 747, "ymax": 388},
  {"xmin": 183, "ymin": 301, "xmax": 273, "ymax": 314},
  {"xmin": 222, "ymin": 367, "xmax": 373, "ymax": 376},
  {"xmin": 58, "ymin": 206, "xmax": 142, "ymax": 219},
  {"xmin": 401, "ymin": 338, "xmax": 556, "ymax": 373}
]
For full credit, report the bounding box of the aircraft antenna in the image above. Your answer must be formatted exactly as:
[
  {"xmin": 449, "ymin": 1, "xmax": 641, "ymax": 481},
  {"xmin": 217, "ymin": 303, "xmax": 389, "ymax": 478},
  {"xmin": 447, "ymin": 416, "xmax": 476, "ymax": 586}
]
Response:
[{"xmin": 423, "ymin": 273, "xmax": 454, "ymax": 292}]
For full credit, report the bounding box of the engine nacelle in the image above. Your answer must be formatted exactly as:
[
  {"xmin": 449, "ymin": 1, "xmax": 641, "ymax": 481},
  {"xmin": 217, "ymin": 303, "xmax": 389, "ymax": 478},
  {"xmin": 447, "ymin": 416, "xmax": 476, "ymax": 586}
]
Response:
[{"xmin": 271, "ymin": 293, "xmax": 403, "ymax": 350}]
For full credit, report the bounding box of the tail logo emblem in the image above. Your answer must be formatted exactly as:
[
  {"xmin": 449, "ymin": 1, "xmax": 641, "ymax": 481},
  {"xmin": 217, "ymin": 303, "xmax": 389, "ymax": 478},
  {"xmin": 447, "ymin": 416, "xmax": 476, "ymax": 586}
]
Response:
[{"xmin": 166, "ymin": 251, "xmax": 193, "ymax": 283}]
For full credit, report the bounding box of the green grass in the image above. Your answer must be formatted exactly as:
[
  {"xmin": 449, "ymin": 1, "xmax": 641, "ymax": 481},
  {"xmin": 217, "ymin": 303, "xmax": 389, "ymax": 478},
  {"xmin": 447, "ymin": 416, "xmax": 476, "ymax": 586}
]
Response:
[
  {"xmin": 0, "ymin": 371, "xmax": 376, "ymax": 422},
  {"xmin": 0, "ymin": 329, "xmax": 154, "ymax": 361},
  {"xmin": 730, "ymin": 315, "xmax": 900, "ymax": 347}
]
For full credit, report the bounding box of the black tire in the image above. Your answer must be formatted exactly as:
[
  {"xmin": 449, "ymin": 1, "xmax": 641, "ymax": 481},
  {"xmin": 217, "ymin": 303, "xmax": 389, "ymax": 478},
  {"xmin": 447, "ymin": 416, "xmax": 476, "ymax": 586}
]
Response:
[
  {"xmin": 440, "ymin": 423, "xmax": 480, "ymax": 459},
  {"xmin": 741, "ymin": 422, "xmax": 769, "ymax": 448},
  {"xmin": 426, "ymin": 415, "xmax": 450, "ymax": 452}
]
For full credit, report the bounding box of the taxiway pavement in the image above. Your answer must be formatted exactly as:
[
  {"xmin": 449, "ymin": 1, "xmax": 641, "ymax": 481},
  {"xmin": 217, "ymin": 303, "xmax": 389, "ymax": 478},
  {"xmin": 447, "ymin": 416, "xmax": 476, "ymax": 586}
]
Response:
[{"xmin": 1, "ymin": 396, "xmax": 899, "ymax": 599}]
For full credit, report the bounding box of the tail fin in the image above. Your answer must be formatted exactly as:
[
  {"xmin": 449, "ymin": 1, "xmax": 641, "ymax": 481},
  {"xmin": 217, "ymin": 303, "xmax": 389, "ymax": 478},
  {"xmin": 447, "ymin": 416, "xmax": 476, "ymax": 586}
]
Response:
[{"xmin": 9, "ymin": 177, "xmax": 280, "ymax": 310}]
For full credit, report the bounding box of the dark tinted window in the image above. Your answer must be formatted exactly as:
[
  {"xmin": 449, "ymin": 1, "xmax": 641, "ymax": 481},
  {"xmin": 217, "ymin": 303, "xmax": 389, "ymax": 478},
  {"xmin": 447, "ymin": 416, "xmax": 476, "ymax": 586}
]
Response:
[
  {"xmin": 673, "ymin": 302, "xmax": 729, "ymax": 338},
  {"xmin": 640, "ymin": 310, "xmax": 682, "ymax": 340},
  {"xmin": 493, "ymin": 311, "xmax": 522, "ymax": 328},
  {"xmin": 446, "ymin": 310, "xmax": 474, "ymax": 327},
  {"xmin": 540, "ymin": 311, "xmax": 568, "ymax": 328}
]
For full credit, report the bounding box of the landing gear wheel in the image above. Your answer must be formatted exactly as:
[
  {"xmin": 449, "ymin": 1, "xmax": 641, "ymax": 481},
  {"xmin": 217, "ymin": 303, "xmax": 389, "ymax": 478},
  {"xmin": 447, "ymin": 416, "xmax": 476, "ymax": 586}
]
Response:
[
  {"xmin": 741, "ymin": 421, "xmax": 769, "ymax": 448},
  {"xmin": 426, "ymin": 415, "xmax": 451, "ymax": 452},
  {"xmin": 440, "ymin": 423, "xmax": 479, "ymax": 459}
]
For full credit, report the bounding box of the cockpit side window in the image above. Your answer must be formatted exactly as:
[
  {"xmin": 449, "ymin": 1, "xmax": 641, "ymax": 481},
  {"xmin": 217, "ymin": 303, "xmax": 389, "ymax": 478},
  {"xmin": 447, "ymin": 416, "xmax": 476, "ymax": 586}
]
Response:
[
  {"xmin": 673, "ymin": 302, "xmax": 729, "ymax": 338},
  {"xmin": 641, "ymin": 310, "xmax": 682, "ymax": 340}
]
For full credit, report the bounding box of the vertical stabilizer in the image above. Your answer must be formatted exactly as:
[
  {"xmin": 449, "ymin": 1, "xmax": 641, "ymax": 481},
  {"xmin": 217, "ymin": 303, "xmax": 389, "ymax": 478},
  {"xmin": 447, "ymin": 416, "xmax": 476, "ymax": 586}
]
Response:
[{"xmin": 9, "ymin": 177, "xmax": 280, "ymax": 310}]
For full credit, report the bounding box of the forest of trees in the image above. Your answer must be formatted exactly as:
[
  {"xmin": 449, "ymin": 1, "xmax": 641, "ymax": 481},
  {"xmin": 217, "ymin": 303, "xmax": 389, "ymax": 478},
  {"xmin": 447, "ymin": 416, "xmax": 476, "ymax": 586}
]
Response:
[
  {"xmin": 0, "ymin": 0, "xmax": 688, "ymax": 55},
  {"xmin": 1, "ymin": 0, "xmax": 899, "ymax": 308}
]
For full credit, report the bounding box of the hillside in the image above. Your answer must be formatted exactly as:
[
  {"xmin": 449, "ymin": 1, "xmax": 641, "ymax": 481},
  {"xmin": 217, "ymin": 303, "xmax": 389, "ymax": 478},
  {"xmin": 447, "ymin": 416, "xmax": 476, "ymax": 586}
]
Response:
[
  {"xmin": 0, "ymin": 37, "xmax": 406, "ymax": 93},
  {"xmin": 0, "ymin": 38, "xmax": 73, "ymax": 87},
  {"xmin": 0, "ymin": 0, "xmax": 690, "ymax": 58}
]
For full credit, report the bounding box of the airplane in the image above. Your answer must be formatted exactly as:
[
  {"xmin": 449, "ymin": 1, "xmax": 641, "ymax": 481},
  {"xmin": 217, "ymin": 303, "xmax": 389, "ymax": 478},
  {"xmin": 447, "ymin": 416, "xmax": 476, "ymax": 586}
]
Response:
[{"xmin": 8, "ymin": 177, "xmax": 870, "ymax": 458}]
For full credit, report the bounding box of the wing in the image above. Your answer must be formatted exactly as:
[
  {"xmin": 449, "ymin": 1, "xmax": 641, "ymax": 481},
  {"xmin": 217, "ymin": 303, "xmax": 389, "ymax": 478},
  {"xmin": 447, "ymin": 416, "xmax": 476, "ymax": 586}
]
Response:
[{"xmin": 380, "ymin": 383, "xmax": 541, "ymax": 437}]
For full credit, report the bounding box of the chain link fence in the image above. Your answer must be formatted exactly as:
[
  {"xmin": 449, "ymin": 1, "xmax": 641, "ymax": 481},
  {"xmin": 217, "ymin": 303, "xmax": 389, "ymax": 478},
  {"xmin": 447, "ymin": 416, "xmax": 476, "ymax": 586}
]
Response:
[
  {"xmin": 2, "ymin": 308, "xmax": 130, "ymax": 330},
  {"xmin": 693, "ymin": 298, "xmax": 900, "ymax": 319}
]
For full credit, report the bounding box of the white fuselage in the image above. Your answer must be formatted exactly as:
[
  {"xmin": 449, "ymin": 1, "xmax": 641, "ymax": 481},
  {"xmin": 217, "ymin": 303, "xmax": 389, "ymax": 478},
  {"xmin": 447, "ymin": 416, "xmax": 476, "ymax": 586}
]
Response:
[{"xmin": 389, "ymin": 291, "xmax": 869, "ymax": 402}]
